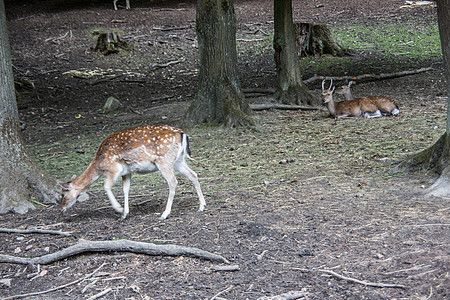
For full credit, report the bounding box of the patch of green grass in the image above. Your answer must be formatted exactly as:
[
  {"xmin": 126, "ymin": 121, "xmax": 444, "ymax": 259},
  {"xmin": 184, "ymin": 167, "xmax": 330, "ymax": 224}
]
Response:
[{"xmin": 333, "ymin": 21, "xmax": 441, "ymax": 59}]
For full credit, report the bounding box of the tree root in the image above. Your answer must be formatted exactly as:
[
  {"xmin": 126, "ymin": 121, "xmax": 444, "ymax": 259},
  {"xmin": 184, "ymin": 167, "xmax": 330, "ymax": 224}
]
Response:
[{"xmin": 0, "ymin": 239, "xmax": 230, "ymax": 265}]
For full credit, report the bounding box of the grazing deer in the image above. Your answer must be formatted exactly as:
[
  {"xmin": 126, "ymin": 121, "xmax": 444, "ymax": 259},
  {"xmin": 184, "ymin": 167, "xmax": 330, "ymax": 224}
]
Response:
[
  {"xmin": 321, "ymin": 79, "xmax": 382, "ymax": 119},
  {"xmin": 335, "ymin": 81, "xmax": 400, "ymax": 116},
  {"xmin": 60, "ymin": 125, "xmax": 206, "ymax": 220},
  {"xmin": 113, "ymin": 0, "xmax": 130, "ymax": 10}
]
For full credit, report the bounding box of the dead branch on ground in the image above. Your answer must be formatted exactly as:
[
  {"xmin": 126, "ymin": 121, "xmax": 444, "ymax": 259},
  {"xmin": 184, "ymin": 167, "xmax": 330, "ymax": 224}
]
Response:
[
  {"xmin": 212, "ymin": 264, "xmax": 240, "ymax": 272},
  {"xmin": 257, "ymin": 290, "xmax": 308, "ymax": 300},
  {"xmin": 0, "ymin": 227, "xmax": 72, "ymax": 237},
  {"xmin": 295, "ymin": 268, "xmax": 406, "ymax": 289},
  {"xmin": 250, "ymin": 103, "xmax": 321, "ymax": 111},
  {"xmin": 3, "ymin": 262, "xmax": 107, "ymax": 300},
  {"xmin": 0, "ymin": 239, "xmax": 230, "ymax": 265},
  {"xmin": 303, "ymin": 67, "xmax": 433, "ymax": 84}
]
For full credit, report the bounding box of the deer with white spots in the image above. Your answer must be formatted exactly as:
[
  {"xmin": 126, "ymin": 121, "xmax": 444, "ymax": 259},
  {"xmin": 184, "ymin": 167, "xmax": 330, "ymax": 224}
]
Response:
[
  {"xmin": 335, "ymin": 81, "xmax": 400, "ymax": 116},
  {"xmin": 60, "ymin": 125, "xmax": 206, "ymax": 220},
  {"xmin": 322, "ymin": 79, "xmax": 382, "ymax": 120}
]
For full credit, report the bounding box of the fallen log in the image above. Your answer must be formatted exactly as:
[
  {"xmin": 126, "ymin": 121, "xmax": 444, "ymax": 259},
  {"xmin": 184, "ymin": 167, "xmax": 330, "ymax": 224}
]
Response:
[
  {"xmin": 0, "ymin": 239, "xmax": 230, "ymax": 265},
  {"xmin": 303, "ymin": 67, "xmax": 433, "ymax": 84},
  {"xmin": 250, "ymin": 103, "xmax": 321, "ymax": 111}
]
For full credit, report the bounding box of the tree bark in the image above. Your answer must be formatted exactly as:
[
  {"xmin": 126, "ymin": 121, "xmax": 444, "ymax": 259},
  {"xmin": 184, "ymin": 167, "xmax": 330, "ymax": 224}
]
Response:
[
  {"xmin": 185, "ymin": 0, "xmax": 253, "ymax": 127},
  {"xmin": 273, "ymin": 0, "xmax": 320, "ymax": 106},
  {"xmin": 0, "ymin": 0, "xmax": 59, "ymax": 214},
  {"xmin": 396, "ymin": 0, "xmax": 450, "ymax": 197}
]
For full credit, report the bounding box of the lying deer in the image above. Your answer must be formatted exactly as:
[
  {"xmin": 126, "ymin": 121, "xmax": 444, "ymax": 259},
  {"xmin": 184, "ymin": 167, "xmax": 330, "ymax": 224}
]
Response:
[
  {"xmin": 322, "ymin": 79, "xmax": 382, "ymax": 119},
  {"xmin": 113, "ymin": 0, "xmax": 130, "ymax": 10},
  {"xmin": 60, "ymin": 125, "xmax": 206, "ymax": 220},
  {"xmin": 335, "ymin": 81, "xmax": 400, "ymax": 116}
]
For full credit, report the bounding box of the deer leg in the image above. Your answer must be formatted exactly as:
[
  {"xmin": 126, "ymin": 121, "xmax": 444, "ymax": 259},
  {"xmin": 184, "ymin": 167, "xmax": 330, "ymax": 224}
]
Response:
[
  {"xmin": 121, "ymin": 174, "xmax": 131, "ymax": 219},
  {"xmin": 104, "ymin": 172, "xmax": 123, "ymax": 214},
  {"xmin": 158, "ymin": 166, "xmax": 178, "ymax": 220},
  {"xmin": 175, "ymin": 160, "xmax": 206, "ymax": 212}
]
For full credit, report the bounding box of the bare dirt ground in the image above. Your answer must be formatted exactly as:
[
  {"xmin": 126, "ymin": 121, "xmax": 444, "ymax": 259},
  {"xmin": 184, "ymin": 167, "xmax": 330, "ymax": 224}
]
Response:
[{"xmin": 1, "ymin": 0, "xmax": 449, "ymax": 299}]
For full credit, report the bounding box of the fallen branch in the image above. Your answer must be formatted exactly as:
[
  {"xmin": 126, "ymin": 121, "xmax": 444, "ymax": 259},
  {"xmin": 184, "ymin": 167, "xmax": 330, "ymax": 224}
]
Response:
[
  {"xmin": 212, "ymin": 264, "xmax": 240, "ymax": 272},
  {"xmin": 3, "ymin": 262, "xmax": 107, "ymax": 299},
  {"xmin": 0, "ymin": 239, "xmax": 230, "ymax": 265},
  {"xmin": 151, "ymin": 60, "xmax": 182, "ymax": 69},
  {"xmin": 87, "ymin": 288, "xmax": 112, "ymax": 300},
  {"xmin": 0, "ymin": 228, "xmax": 72, "ymax": 237},
  {"xmin": 250, "ymin": 103, "xmax": 321, "ymax": 111},
  {"xmin": 295, "ymin": 268, "xmax": 406, "ymax": 289},
  {"xmin": 303, "ymin": 67, "xmax": 433, "ymax": 84},
  {"xmin": 257, "ymin": 290, "xmax": 307, "ymax": 300}
]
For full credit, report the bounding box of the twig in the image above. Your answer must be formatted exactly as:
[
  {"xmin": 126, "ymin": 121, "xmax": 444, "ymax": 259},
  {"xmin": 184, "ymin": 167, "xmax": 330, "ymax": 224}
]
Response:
[
  {"xmin": 295, "ymin": 268, "xmax": 406, "ymax": 289},
  {"xmin": 87, "ymin": 288, "xmax": 112, "ymax": 300},
  {"xmin": 0, "ymin": 239, "xmax": 230, "ymax": 265},
  {"xmin": 210, "ymin": 285, "xmax": 233, "ymax": 300},
  {"xmin": 151, "ymin": 60, "xmax": 182, "ymax": 69},
  {"xmin": 212, "ymin": 265, "xmax": 240, "ymax": 272},
  {"xmin": 303, "ymin": 67, "xmax": 433, "ymax": 84},
  {"xmin": 257, "ymin": 290, "xmax": 307, "ymax": 300},
  {"xmin": 3, "ymin": 262, "xmax": 107, "ymax": 299},
  {"xmin": 0, "ymin": 228, "xmax": 72, "ymax": 237}
]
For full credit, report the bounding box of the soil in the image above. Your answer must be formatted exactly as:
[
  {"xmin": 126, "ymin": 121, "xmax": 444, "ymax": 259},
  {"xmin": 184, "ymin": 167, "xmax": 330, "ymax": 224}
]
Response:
[{"xmin": 1, "ymin": 0, "xmax": 449, "ymax": 299}]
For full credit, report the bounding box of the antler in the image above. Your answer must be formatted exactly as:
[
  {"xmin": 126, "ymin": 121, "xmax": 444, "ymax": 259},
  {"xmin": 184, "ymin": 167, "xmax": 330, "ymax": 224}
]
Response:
[{"xmin": 322, "ymin": 79, "xmax": 334, "ymax": 91}]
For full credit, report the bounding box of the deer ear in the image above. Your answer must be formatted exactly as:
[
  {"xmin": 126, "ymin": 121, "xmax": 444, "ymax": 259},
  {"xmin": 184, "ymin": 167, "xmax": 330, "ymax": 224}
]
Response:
[
  {"xmin": 60, "ymin": 182, "xmax": 72, "ymax": 191},
  {"xmin": 70, "ymin": 175, "xmax": 77, "ymax": 181}
]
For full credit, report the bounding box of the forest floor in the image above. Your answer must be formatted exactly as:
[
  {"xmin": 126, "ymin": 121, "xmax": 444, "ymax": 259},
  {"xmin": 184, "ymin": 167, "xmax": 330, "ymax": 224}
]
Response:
[{"xmin": 1, "ymin": 0, "xmax": 449, "ymax": 299}]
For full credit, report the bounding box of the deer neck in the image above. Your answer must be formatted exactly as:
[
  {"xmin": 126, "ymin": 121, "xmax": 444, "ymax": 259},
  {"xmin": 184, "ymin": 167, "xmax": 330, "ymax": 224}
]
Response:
[
  {"xmin": 70, "ymin": 160, "xmax": 101, "ymax": 193},
  {"xmin": 343, "ymin": 90, "xmax": 353, "ymax": 100},
  {"xmin": 326, "ymin": 96, "xmax": 337, "ymax": 116}
]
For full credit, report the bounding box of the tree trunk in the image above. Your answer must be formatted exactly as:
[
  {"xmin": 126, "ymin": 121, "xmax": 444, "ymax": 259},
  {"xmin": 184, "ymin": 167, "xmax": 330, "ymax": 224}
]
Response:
[
  {"xmin": 396, "ymin": 0, "xmax": 450, "ymax": 197},
  {"xmin": 0, "ymin": 0, "xmax": 59, "ymax": 214},
  {"xmin": 273, "ymin": 0, "xmax": 320, "ymax": 106},
  {"xmin": 295, "ymin": 22, "xmax": 350, "ymax": 58},
  {"xmin": 185, "ymin": 0, "xmax": 253, "ymax": 127}
]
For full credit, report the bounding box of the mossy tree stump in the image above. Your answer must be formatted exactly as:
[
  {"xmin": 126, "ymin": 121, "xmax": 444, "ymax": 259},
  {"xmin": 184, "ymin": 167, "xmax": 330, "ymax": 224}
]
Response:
[
  {"xmin": 295, "ymin": 22, "xmax": 350, "ymax": 58},
  {"xmin": 94, "ymin": 32, "xmax": 129, "ymax": 55}
]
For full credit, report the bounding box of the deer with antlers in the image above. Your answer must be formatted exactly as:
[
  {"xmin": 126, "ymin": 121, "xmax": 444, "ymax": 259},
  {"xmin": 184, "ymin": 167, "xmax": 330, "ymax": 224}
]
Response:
[
  {"xmin": 60, "ymin": 125, "xmax": 206, "ymax": 220},
  {"xmin": 335, "ymin": 81, "xmax": 400, "ymax": 116},
  {"xmin": 321, "ymin": 79, "xmax": 382, "ymax": 120}
]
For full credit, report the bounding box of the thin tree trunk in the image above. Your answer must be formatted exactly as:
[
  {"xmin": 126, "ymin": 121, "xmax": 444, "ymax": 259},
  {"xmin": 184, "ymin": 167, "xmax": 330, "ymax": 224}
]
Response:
[
  {"xmin": 185, "ymin": 0, "xmax": 253, "ymax": 127},
  {"xmin": 396, "ymin": 0, "xmax": 450, "ymax": 197},
  {"xmin": 273, "ymin": 0, "xmax": 320, "ymax": 106},
  {"xmin": 0, "ymin": 0, "xmax": 59, "ymax": 214}
]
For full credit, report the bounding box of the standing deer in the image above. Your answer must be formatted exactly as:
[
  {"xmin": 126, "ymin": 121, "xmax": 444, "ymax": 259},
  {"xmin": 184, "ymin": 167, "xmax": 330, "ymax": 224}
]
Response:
[
  {"xmin": 60, "ymin": 125, "xmax": 206, "ymax": 220},
  {"xmin": 335, "ymin": 81, "xmax": 400, "ymax": 116},
  {"xmin": 113, "ymin": 0, "xmax": 130, "ymax": 10},
  {"xmin": 321, "ymin": 79, "xmax": 382, "ymax": 119}
]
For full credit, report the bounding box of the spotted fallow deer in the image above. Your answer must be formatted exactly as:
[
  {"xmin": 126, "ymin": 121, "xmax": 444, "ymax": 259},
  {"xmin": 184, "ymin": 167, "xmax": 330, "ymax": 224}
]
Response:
[
  {"xmin": 321, "ymin": 79, "xmax": 382, "ymax": 119},
  {"xmin": 60, "ymin": 125, "xmax": 206, "ymax": 220},
  {"xmin": 113, "ymin": 0, "xmax": 130, "ymax": 10},
  {"xmin": 335, "ymin": 81, "xmax": 400, "ymax": 116}
]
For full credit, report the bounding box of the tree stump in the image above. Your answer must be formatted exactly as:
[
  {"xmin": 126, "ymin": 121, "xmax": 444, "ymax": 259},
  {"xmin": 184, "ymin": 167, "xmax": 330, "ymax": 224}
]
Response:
[
  {"xmin": 94, "ymin": 32, "xmax": 129, "ymax": 55},
  {"xmin": 295, "ymin": 22, "xmax": 350, "ymax": 58}
]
